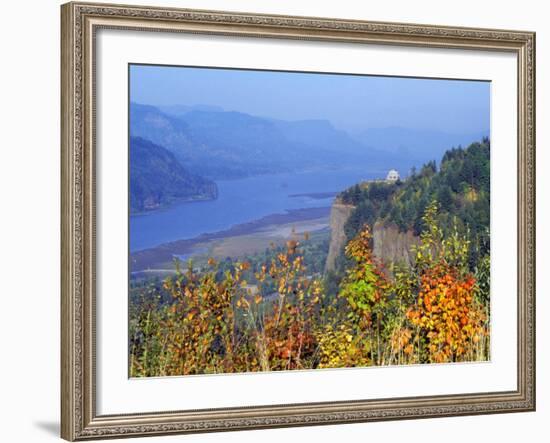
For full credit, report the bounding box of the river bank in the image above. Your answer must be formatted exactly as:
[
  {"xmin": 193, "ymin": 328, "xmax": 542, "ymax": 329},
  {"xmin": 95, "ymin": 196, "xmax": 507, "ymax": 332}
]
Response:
[{"xmin": 130, "ymin": 206, "xmax": 331, "ymax": 273}]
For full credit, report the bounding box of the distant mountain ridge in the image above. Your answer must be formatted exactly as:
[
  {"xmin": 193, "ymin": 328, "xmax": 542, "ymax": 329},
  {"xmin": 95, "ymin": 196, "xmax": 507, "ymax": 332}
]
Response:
[
  {"xmin": 130, "ymin": 102, "xmax": 397, "ymax": 179},
  {"xmin": 158, "ymin": 104, "xmax": 224, "ymax": 118},
  {"xmin": 130, "ymin": 102, "xmax": 488, "ymax": 181},
  {"xmin": 130, "ymin": 136, "xmax": 218, "ymax": 213},
  {"xmin": 131, "ymin": 103, "xmax": 287, "ymax": 178}
]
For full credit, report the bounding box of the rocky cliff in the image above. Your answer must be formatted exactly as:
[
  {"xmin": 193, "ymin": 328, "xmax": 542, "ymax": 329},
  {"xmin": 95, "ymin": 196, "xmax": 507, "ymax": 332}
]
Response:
[
  {"xmin": 325, "ymin": 202, "xmax": 420, "ymax": 272},
  {"xmin": 372, "ymin": 222, "xmax": 420, "ymax": 266},
  {"xmin": 325, "ymin": 202, "xmax": 355, "ymax": 272}
]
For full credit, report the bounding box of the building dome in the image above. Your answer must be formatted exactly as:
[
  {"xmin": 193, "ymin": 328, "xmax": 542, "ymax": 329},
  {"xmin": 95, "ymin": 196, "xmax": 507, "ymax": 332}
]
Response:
[{"xmin": 386, "ymin": 169, "xmax": 400, "ymax": 182}]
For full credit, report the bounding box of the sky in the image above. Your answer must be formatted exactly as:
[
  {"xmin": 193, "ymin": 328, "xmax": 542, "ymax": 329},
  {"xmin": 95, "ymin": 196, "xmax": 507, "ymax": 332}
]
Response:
[{"xmin": 129, "ymin": 64, "xmax": 490, "ymax": 135}]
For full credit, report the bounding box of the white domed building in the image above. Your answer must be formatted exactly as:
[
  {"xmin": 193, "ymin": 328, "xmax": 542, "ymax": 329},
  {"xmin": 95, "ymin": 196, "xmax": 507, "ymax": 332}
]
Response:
[{"xmin": 386, "ymin": 169, "xmax": 400, "ymax": 182}]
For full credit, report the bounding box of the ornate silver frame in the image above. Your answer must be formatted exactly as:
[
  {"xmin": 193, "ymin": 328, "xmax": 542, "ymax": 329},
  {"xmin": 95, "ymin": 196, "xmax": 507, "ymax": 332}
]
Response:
[{"xmin": 61, "ymin": 2, "xmax": 536, "ymax": 440}]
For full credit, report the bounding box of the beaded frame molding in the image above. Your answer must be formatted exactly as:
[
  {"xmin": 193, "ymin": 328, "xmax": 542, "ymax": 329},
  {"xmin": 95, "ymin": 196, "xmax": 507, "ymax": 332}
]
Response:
[{"xmin": 61, "ymin": 2, "xmax": 536, "ymax": 440}]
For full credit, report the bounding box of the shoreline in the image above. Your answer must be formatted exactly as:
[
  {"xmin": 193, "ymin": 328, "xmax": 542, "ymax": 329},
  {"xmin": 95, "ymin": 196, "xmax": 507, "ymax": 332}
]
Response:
[
  {"xmin": 130, "ymin": 193, "xmax": 218, "ymax": 217},
  {"xmin": 130, "ymin": 206, "xmax": 331, "ymax": 272},
  {"xmin": 288, "ymin": 191, "xmax": 338, "ymax": 200}
]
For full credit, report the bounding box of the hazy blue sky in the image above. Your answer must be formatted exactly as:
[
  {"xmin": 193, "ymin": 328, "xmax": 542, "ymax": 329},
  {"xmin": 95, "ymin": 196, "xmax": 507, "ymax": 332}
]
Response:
[{"xmin": 130, "ymin": 64, "xmax": 490, "ymax": 135}]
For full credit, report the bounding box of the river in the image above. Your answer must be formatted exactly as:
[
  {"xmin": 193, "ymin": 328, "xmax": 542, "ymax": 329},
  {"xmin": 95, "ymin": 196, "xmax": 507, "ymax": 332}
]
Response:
[{"xmin": 130, "ymin": 167, "xmax": 381, "ymax": 252}]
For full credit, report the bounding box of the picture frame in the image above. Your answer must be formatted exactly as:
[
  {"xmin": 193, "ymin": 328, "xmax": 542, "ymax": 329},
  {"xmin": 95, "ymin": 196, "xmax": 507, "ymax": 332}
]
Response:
[{"xmin": 61, "ymin": 1, "xmax": 536, "ymax": 440}]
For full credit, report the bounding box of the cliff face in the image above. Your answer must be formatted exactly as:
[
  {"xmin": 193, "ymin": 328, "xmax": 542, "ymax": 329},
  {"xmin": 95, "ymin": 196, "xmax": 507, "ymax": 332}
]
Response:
[
  {"xmin": 325, "ymin": 202, "xmax": 355, "ymax": 272},
  {"xmin": 372, "ymin": 222, "xmax": 420, "ymax": 267},
  {"xmin": 325, "ymin": 202, "xmax": 420, "ymax": 272}
]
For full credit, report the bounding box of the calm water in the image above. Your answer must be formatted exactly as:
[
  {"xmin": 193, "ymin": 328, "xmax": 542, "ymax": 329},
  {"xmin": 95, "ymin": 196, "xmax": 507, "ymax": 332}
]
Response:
[{"xmin": 130, "ymin": 168, "xmax": 380, "ymax": 252}]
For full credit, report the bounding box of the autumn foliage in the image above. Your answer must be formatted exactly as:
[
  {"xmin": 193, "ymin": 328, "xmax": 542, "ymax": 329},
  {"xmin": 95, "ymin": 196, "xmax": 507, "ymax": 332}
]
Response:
[{"xmin": 130, "ymin": 201, "xmax": 490, "ymax": 377}]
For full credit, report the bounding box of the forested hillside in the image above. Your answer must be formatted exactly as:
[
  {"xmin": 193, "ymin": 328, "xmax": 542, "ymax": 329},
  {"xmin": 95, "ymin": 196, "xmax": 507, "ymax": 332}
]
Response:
[
  {"xmin": 130, "ymin": 136, "xmax": 218, "ymax": 213},
  {"xmin": 339, "ymin": 138, "xmax": 490, "ymax": 271}
]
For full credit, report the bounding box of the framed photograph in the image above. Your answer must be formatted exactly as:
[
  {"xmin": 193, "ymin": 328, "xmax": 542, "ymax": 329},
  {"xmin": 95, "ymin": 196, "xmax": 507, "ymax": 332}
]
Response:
[{"xmin": 61, "ymin": 1, "xmax": 536, "ymax": 440}]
